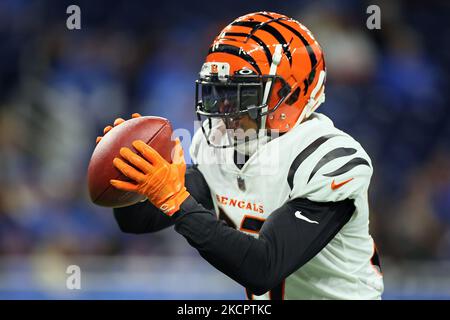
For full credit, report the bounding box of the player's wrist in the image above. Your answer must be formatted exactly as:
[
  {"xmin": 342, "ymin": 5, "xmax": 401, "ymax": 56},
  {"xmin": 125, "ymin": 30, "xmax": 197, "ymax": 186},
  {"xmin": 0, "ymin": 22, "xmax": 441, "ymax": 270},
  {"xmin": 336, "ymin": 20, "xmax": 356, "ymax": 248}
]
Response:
[
  {"xmin": 170, "ymin": 194, "xmax": 198, "ymax": 220},
  {"xmin": 158, "ymin": 188, "xmax": 191, "ymax": 217}
]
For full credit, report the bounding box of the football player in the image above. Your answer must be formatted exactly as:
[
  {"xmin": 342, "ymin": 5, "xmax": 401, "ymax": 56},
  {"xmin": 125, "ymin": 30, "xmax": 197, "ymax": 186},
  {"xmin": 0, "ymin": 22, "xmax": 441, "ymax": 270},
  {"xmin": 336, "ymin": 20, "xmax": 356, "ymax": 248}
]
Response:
[{"xmin": 99, "ymin": 12, "xmax": 384, "ymax": 299}]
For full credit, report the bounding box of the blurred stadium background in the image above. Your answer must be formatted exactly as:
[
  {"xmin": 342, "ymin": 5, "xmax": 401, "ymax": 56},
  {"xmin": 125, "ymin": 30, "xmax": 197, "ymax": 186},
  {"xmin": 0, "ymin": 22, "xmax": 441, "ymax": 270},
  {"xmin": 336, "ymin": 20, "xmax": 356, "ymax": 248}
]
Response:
[{"xmin": 0, "ymin": 0, "xmax": 449, "ymax": 299}]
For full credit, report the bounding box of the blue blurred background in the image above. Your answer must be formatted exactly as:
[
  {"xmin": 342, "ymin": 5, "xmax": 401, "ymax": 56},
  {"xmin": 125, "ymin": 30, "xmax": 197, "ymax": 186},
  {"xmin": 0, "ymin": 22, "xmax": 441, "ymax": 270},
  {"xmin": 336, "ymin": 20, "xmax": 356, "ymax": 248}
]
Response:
[{"xmin": 0, "ymin": 0, "xmax": 449, "ymax": 299}]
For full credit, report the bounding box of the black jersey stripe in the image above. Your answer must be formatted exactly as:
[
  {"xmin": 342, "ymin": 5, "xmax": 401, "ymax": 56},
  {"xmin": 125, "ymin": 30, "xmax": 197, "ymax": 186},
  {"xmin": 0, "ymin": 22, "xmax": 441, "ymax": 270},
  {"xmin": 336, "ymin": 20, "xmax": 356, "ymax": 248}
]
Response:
[
  {"xmin": 231, "ymin": 20, "xmax": 292, "ymax": 66},
  {"xmin": 223, "ymin": 32, "xmax": 272, "ymax": 65},
  {"xmin": 323, "ymin": 157, "xmax": 370, "ymax": 177},
  {"xmin": 307, "ymin": 148, "xmax": 357, "ymax": 183},
  {"xmin": 287, "ymin": 134, "xmax": 339, "ymax": 190},
  {"xmin": 208, "ymin": 44, "xmax": 262, "ymax": 75}
]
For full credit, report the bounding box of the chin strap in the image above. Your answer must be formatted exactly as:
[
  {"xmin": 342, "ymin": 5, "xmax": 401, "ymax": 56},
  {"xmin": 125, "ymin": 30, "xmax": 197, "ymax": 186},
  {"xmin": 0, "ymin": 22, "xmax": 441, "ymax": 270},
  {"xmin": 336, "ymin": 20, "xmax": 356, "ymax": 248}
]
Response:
[
  {"xmin": 260, "ymin": 44, "xmax": 283, "ymax": 131},
  {"xmin": 294, "ymin": 70, "xmax": 326, "ymax": 128}
]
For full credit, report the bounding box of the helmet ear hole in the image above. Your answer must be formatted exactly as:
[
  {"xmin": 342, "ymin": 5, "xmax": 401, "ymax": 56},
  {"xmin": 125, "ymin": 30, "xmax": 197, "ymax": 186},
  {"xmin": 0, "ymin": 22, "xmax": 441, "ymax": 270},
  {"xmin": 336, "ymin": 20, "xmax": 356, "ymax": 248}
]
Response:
[{"xmin": 285, "ymin": 87, "xmax": 300, "ymax": 105}]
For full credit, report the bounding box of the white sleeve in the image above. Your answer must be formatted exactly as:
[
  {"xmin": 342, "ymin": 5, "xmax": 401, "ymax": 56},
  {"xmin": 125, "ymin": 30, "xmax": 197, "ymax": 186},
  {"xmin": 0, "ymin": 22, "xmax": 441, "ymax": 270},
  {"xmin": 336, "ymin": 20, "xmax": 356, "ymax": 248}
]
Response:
[{"xmin": 289, "ymin": 138, "xmax": 373, "ymax": 203}]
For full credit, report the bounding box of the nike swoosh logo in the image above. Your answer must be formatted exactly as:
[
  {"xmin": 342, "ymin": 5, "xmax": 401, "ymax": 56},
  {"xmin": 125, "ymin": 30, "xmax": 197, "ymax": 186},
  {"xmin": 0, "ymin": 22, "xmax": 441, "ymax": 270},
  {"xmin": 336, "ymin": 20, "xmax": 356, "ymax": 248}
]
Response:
[
  {"xmin": 331, "ymin": 178, "xmax": 354, "ymax": 190},
  {"xmin": 294, "ymin": 211, "xmax": 319, "ymax": 224}
]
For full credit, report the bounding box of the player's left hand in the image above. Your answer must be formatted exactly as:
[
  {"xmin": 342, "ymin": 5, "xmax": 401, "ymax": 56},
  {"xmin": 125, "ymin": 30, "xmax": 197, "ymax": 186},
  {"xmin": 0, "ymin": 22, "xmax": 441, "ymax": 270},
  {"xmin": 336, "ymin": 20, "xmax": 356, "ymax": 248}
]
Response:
[{"xmin": 110, "ymin": 138, "xmax": 190, "ymax": 216}]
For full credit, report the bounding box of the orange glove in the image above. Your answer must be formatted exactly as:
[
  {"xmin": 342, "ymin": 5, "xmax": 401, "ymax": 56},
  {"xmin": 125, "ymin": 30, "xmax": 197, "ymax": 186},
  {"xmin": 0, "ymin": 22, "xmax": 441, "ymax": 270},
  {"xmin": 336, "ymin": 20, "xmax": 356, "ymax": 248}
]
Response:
[
  {"xmin": 96, "ymin": 113, "xmax": 142, "ymax": 144},
  {"xmin": 110, "ymin": 138, "xmax": 190, "ymax": 216}
]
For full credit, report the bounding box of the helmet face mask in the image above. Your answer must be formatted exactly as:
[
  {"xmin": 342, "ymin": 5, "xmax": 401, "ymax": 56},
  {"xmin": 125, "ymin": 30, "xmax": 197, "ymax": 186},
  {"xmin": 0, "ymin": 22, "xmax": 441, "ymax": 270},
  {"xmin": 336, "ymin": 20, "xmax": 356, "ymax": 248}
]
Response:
[
  {"xmin": 197, "ymin": 79, "xmax": 263, "ymax": 119},
  {"xmin": 196, "ymin": 72, "xmax": 290, "ymax": 148}
]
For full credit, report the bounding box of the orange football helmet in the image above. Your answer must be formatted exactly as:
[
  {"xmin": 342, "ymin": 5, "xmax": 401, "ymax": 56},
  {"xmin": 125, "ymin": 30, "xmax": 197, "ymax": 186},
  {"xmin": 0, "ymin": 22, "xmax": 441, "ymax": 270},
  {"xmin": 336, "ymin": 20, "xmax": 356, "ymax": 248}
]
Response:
[{"xmin": 196, "ymin": 11, "xmax": 326, "ymax": 147}]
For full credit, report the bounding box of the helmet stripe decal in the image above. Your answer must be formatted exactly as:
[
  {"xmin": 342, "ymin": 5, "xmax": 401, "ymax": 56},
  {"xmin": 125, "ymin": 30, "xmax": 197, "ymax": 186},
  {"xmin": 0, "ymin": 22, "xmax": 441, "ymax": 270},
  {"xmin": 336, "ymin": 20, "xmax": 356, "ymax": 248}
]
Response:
[
  {"xmin": 287, "ymin": 134, "xmax": 340, "ymax": 190},
  {"xmin": 307, "ymin": 148, "xmax": 357, "ymax": 183},
  {"xmin": 223, "ymin": 32, "xmax": 273, "ymax": 66},
  {"xmin": 231, "ymin": 21, "xmax": 292, "ymax": 66},
  {"xmin": 272, "ymin": 20, "xmax": 318, "ymax": 68},
  {"xmin": 256, "ymin": 13, "xmax": 318, "ymax": 69},
  {"xmin": 208, "ymin": 44, "xmax": 262, "ymax": 75}
]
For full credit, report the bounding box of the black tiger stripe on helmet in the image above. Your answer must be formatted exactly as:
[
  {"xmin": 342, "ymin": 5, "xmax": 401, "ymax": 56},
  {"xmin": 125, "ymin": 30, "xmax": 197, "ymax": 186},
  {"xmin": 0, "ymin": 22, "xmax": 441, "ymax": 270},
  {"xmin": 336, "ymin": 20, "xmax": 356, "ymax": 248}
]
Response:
[
  {"xmin": 208, "ymin": 44, "xmax": 262, "ymax": 75},
  {"xmin": 231, "ymin": 20, "xmax": 293, "ymax": 66}
]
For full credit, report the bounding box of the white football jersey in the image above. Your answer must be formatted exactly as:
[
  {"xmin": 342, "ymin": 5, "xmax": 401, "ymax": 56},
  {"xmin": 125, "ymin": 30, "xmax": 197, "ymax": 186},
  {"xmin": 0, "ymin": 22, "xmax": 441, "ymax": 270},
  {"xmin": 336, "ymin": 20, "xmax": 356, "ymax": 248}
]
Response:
[{"xmin": 190, "ymin": 113, "xmax": 384, "ymax": 300}]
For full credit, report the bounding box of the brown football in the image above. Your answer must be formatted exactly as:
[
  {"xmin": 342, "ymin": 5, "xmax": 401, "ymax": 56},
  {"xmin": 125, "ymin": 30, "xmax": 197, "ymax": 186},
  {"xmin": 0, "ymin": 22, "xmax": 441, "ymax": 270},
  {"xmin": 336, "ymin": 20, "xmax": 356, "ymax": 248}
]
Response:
[{"xmin": 87, "ymin": 116, "xmax": 174, "ymax": 208}]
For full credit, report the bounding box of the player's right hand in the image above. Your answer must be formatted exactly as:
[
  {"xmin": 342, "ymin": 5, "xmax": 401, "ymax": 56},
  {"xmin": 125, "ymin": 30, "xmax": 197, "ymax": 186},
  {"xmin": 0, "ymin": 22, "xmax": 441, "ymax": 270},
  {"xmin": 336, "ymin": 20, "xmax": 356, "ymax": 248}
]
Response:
[
  {"xmin": 96, "ymin": 113, "xmax": 142, "ymax": 144},
  {"xmin": 110, "ymin": 138, "xmax": 189, "ymax": 216}
]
